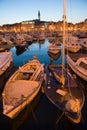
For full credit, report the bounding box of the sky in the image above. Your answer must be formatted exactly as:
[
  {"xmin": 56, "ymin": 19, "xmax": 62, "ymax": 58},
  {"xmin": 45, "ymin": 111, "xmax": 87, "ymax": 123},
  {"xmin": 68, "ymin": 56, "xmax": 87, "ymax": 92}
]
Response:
[{"xmin": 0, "ymin": 0, "xmax": 87, "ymax": 26}]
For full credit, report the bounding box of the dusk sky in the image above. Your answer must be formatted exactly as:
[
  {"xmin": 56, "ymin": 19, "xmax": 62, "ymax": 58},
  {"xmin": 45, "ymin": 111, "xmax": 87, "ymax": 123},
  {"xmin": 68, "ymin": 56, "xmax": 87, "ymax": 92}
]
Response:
[{"xmin": 0, "ymin": 0, "xmax": 87, "ymax": 25}]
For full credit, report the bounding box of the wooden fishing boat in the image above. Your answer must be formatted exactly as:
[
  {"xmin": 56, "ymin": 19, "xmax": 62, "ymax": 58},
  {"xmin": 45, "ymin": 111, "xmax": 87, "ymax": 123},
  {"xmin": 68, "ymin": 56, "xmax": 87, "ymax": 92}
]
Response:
[
  {"xmin": 66, "ymin": 54, "xmax": 87, "ymax": 81},
  {"xmin": 48, "ymin": 50, "xmax": 61, "ymax": 61},
  {"xmin": 2, "ymin": 55, "xmax": 44, "ymax": 119},
  {"xmin": 0, "ymin": 51, "xmax": 12, "ymax": 76},
  {"xmin": 44, "ymin": 64, "xmax": 85, "ymax": 124},
  {"xmin": 65, "ymin": 35, "xmax": 81, "ymax": 53},
  {"xmin": 48, "ymin": 44, "xmax": 60, "ymax": 55},
  {"xmin": 44, "ymin": 0, "xmax": 85, "ymax": 124}
]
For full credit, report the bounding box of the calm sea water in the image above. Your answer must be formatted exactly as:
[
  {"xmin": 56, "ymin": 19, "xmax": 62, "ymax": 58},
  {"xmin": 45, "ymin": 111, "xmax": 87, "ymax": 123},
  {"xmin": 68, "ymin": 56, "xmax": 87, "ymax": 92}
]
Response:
[
  {"xmin": 0, "ymin": 39, "xmax": 87, "ymax": 130},
  {"xmin": 10, "ymin": 39, "xmax": 62, "ymax": 68}
]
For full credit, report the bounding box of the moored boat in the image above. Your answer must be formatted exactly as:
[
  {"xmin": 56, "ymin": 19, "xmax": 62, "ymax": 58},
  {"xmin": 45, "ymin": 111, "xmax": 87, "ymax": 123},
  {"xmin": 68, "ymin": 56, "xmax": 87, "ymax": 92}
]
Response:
[
  {"xmin": 44, "ymin": 0, "xmax": 85, "ymax": 124},
  {"xmin": 65, "ymin": 35, "xmax": 81, "ymax": 53},
  {"xmin": 0, "ymin": 51, "xmax": 12, "ymax": 76},
  {"xmin": 48, "ymin": 50, "xmax": 61, "ymax": 61},
  {"xmin": 66, "ymin": 54, "xmax": 87, "ymax": 81},
  {"xmin": 2, "ymin": 55, "xmax": 44, "ymax": 119},
  {"xmin": 48, "ymin": 44, "xmax": 60, "ymax": 55},
  {"xmin": 44, "ymin": 64, "xmax": 85, "ymax": 124}
]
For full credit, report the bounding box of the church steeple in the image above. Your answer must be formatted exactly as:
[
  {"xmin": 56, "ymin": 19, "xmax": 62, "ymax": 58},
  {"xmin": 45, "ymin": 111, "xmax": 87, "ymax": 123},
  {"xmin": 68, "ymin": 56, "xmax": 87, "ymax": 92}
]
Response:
[{"xmin": 38, "ymin": 10, "xmax": 40, "ymax": 21}]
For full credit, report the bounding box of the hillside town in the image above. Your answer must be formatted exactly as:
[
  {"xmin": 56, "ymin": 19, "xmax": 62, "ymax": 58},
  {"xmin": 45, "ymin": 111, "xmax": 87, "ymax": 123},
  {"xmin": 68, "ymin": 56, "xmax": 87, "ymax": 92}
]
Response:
[
  {"xmin": 0, "ymin": 11, "xmax": 87, "ymax": 51},
  {"xmin": 0, "ymin": 18, "xmax": 87, "ymax": 32},
  {"xmin": 0, "ymin": 10, "xmax": 87, "ymax": 33}
]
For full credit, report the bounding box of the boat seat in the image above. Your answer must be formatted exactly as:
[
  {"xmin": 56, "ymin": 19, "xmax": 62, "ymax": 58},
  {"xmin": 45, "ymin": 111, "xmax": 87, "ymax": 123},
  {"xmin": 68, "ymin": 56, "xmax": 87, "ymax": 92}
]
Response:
[
  {"xmin": 30, "ymin": 64, "xmax": 44, "ymax": 80},
  {"xmin": 19, "ymin": 69, "xmax": 34, "ymax": 74}
]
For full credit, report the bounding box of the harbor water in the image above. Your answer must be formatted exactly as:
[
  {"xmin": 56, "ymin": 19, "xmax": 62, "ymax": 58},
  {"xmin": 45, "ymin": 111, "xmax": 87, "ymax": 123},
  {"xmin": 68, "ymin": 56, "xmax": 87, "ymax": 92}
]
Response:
[{"xmin": 0, "ymin": 39, "xmax": 87, "ymax": 130}]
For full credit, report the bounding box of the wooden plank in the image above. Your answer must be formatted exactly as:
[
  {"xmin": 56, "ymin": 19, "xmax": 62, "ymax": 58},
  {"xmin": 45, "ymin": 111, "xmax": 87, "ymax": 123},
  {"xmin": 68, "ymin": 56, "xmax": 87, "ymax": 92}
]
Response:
[
  {"xmin": 56, "ymin": 89, "xmax": 67, "ymax": 96},
  {"xmin": 19, "ymin": 69, "xmax": 34, "ymax": 74}
]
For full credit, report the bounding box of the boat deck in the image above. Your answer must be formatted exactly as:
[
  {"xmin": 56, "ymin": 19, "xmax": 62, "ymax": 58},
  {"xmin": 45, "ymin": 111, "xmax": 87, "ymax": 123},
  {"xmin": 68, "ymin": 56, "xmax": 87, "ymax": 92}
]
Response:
[{"xmin": 44, "ymin": 66, "xmax": 84, "ymax": 112}]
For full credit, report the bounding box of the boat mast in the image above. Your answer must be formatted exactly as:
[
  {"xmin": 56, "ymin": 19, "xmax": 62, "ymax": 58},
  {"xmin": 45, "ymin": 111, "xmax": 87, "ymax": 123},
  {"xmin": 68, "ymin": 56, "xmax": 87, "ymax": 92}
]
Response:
[{"xmin": 61, "ymin": 0, "xmax": 66, "ymax": 86}]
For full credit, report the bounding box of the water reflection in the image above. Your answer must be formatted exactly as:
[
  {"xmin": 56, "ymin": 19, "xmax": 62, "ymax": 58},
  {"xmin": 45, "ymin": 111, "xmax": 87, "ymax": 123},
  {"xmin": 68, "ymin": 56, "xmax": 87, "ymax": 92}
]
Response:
[
  {"xmin": 15, "ymin": 44, "xmax": 29, "ymax": 56},
  {"xmin": 48, "ymin": 50, "xmax": 61, "ymax": 64},
  {"xmin": 10, "ymin": 39, "xmax": 50, "ymax": 67},
  {"xmin": 0, "ymin": 38, "xmax": 87, "ymax": 130}
]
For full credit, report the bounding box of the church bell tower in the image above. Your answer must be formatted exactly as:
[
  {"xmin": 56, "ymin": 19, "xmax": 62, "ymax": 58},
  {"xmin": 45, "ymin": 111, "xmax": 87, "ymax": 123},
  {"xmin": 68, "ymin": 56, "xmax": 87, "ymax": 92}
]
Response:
[{"xmin": 38, "ymin": 10, "xmax": 40, "ymax": 21}]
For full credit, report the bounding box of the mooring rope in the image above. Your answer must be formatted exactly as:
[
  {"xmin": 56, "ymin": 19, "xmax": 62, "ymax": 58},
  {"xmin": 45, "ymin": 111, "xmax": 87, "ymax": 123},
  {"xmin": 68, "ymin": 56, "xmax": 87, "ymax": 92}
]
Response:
[
  {"xmin": 56, "ymin": 112, "xmax": 65, "ymax": 125},
  {"xmin": 29, "ymin": 103, "xmax": 39, "ymax": 123}
]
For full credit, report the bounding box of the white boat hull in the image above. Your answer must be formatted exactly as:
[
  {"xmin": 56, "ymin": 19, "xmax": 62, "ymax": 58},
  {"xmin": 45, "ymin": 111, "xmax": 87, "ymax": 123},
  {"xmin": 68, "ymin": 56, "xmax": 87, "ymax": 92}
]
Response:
[
  {"xmin": 0, "ymin": 52, "xmax": 12, "ymax": 75},
  {"xmin": 66, "ymin": 55, "xmax": 87, "ymax": 81}
]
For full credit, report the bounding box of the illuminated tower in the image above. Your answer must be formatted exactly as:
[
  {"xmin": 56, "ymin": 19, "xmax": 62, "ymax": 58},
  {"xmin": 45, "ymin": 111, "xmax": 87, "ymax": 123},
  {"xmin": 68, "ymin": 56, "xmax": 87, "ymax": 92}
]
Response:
[{"xmin": 38, "ymin": 10, "xmax": 40, "ymax": 21}]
